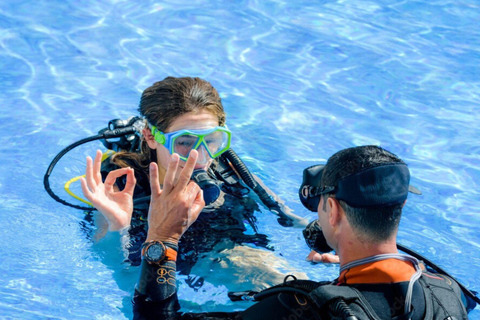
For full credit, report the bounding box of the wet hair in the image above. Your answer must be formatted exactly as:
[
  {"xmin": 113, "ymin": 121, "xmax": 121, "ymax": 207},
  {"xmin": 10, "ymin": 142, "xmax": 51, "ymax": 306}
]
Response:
[
  {"xmin": 321, "ymin": 145, "xmax": 406, "ymax": 242},
  {"xmin": 112, "ymin": 77, "xmax": 226, "ymax": 172}
]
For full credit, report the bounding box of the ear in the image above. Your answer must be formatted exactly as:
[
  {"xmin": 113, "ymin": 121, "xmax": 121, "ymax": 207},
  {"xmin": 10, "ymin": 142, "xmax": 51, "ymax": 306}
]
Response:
[
  {"xmin": 143, "ymin": 127, "xmax": 157, "ymax": 150},
  {"xmin": 327, "ymin": 197, "xmax": 342, "ymax": 227}
]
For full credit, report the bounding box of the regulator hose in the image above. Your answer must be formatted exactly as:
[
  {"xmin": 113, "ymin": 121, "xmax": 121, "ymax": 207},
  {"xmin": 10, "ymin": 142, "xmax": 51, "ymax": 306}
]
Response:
[
  {"xmin": 44, "ymin": 126, "xmax": 139, "ymax": 210},
  {"xmin": 222, "ymin": 149, "xmax": 294, "ymax": 226},
  {"xmin": 329, "ymin": 299, "xmax": 358, "ymax": 320}
]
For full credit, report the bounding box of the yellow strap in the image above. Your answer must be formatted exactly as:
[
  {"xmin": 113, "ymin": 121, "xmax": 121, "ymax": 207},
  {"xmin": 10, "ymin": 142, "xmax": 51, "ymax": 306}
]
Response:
[
  {"xmin": 64, "ymin": 175, "xmax": 93, "ymax": 206},
  {"xmin": 63, "ymin": 149, "xmax": 116, "ymax": 207}
]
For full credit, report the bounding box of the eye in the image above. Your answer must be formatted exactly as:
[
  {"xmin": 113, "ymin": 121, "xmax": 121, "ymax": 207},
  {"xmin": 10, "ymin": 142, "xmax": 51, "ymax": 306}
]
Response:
[
  {"xmin": 176, "ymin": 140, "xmax": 195, "ymax": 147},
  {"xmin": 175, "ymin": 135, "xmax": 197, "ymax": 148}
]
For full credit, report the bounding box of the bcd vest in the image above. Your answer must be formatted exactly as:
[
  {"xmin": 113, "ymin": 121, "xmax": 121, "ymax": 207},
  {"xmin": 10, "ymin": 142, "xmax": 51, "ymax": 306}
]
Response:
[{"xmin": 240, "ymin": 272, "xmax": 469, "ymax": 320}]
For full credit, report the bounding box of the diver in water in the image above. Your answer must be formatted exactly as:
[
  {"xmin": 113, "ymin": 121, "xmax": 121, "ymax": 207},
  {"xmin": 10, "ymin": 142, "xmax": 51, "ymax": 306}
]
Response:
[
  {"xmin": 132, "ymin": 145, "xmax": 477, "ymax": 319},
  {"xmin": 78, "ymin": 76, "xmax": 308, "ymax": 291}
]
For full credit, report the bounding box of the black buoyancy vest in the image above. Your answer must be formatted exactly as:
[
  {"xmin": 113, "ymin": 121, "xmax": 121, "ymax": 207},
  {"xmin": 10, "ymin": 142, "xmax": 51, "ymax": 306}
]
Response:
[
  {"xmin": 418, "ymin": 272, "xmax": 469, "ymax": 320},
  {"xmin": 309, "ymin": 272, "xmax": 469, "ymax": 320},
  {"xmin": 241, "ymin": 272, "xmax": 469, "ymax": 320}
]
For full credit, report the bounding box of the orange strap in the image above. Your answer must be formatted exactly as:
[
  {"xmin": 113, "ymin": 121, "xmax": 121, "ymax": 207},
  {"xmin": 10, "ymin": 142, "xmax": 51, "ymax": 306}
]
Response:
[
  {"xmin": 165, "ymin": 247, "xmax": 177, "ymax": 262},
  {"xmin": 339, "ymin": 259, "xmax": 416, "ymax": 284}
]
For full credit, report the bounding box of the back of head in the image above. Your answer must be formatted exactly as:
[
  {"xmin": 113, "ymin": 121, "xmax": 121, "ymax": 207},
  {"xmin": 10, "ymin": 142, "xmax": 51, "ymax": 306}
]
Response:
[
  {"xmin": 139, "ymin": 76, "xmax": 226, "ymax": 131},
  {"xmin": 322, "ymin": 145, "xmax": 406, "ymax": 242}
]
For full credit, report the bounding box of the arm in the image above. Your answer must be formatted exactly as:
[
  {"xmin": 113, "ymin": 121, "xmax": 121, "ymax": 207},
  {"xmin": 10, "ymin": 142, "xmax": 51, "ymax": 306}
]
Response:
[
  {"xmin": 251, "ymin": 174, "xmax": 339, "ymax": 263},
  {"xmin": 134, "ymin": 151, "xmax": 240, "ymax": 319}
]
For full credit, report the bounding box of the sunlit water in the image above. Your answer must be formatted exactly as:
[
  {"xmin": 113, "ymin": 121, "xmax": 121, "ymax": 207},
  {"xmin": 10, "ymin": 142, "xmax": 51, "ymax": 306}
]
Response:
[{"xmin": 0, "ymin": 0, "xmax": 479, "ymax": 319}]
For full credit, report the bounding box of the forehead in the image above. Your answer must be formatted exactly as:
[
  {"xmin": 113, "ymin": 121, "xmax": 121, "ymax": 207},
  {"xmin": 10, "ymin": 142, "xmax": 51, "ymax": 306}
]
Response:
[{"xmin": 167, "ymin": 111, "xmax": 219, "ymax": 132}]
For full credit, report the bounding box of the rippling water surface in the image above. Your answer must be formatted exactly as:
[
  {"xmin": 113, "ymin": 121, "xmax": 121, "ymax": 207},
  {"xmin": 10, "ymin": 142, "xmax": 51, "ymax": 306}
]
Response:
[{"xmin": 1, "ymin": 0, "xmax": 479, "ymax": 318}]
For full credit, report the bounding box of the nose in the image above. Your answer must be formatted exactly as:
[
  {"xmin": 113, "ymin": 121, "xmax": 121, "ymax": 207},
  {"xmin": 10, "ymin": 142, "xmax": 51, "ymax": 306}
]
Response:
[{"xmin": 195, "ymin": 144, "xmax": 210, "ymax": 165}]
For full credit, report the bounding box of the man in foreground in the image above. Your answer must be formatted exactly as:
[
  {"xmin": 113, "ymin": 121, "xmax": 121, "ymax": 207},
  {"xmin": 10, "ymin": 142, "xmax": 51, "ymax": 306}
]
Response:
[{"xmin": 133, "ymin": 146, "xmax": 475, "ymax": 319}]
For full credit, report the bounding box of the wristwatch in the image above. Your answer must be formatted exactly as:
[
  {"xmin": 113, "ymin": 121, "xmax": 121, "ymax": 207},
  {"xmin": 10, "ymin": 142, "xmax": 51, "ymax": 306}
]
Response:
[{"xmin": 141, "ymin": 241, "xmax": 178, "ymax": 265}]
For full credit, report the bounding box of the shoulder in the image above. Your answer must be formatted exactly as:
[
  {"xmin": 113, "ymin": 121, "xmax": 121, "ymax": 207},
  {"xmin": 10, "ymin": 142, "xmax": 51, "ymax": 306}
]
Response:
[
  {"xmin": 421, "ymin": 271, "xmax": 462, "ymax": 292},
  {"xmin": 420, "ymin": 271, "xmax": 471, "ymax": 317}
]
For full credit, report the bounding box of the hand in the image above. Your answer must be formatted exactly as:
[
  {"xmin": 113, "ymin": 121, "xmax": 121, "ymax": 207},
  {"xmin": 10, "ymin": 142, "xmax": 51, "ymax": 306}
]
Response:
[
  {"xmin": 306, "ymin": 250, "xmax": 340, "ymax": 264},
  {"xmin": 80, "ymin": 150, "xmax": 136, "ymax": 231},
  {"xmin": 146, "ymin": 150, "xmax": 205, "ymax": 245}
]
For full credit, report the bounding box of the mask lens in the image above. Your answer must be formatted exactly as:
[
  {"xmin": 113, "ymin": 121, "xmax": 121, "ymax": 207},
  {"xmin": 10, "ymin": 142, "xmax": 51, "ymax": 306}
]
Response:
[
  {"xmin": 205, "ymin": 130, "xmax": 229, "ymax": 157},
  {"xmin": 173, "ymin": 134, "xmax": 199, "ymax": 158}
]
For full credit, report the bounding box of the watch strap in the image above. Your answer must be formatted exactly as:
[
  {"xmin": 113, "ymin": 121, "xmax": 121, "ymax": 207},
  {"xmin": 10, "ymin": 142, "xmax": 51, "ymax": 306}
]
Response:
[
  {"xmin": 164, "ymin": 246, "xmax": 177, "ymax": 262},
  {"xmin": 162, "ymin": 241, "xmax": 179, "ymax": 252}
]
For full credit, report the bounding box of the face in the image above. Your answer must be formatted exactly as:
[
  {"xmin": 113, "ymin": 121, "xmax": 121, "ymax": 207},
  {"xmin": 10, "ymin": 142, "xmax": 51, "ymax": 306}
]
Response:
[
  {"xmin": 151, "ymin": 111, "xmax": 220, "ymax": 173},
  {"xmin": 317, "ymin": 196, "xmax": 335, "ymax": 251}
]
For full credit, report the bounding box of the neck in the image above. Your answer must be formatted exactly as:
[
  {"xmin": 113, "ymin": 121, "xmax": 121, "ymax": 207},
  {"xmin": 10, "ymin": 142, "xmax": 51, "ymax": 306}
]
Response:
[{"xmin": 337, "ymin": 237, "xmax": 398, "ymax": 267}]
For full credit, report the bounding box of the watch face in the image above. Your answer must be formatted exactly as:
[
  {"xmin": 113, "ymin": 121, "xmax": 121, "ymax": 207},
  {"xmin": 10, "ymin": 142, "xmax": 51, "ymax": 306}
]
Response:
[{"xmin": 146, "ymin": 243, "xmax": 165, "ymax": 262}]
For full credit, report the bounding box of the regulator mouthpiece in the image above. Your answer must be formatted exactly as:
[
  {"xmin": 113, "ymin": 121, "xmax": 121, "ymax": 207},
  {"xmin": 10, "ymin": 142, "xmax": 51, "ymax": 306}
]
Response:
[{"xmin": 191, "ymin": 169, "xmax": 221, "ymax": 206}]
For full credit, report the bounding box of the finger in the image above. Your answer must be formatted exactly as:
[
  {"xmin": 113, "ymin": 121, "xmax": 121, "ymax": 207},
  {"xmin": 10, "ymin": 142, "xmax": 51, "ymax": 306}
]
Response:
[
  {"xmin": 185, "ymin": 181, "xmax": 202, "ymax": 204},
  {"xmin": 185, "ymin": 182, "xmax": 204, "ymax": 221},
  {"xmin": 162, "ymin": 154, "xmax": 180, "ymax": 194},
  {"xmin": 306, "ymin": 250, "xmax": 320, "ymax": 262},
  {"xmin": 321, "ymin": 253, "xmax": 340, "ymax": 264},
  {"xmin": 311, "ymin": 253, "xmax": 324, "ymax": 263},
  {"xmin": 85, "ymin": 156, "xmax": 96, "ymax": 191},
  {"xmin": 191, "ymin": 189, "xmax": 205, "ymax": 218},
  {"xmin": 93, "ymin": 150, "xmax": 103, "ymax": 184},
  {"xmin": 80, "ymin": 177, "xmax": 93, "ymax": 201},
  {"xmin": 104, "ymin": 168, "xmax": 132, "ymax": 191},
  {"xmin": 176, "ymin": 150, "xmax": 198, "ymax": 190},
  {"xmin": 123, "ymin": 168, "xmax": 137, "ymax": 196},
  {"xmin": 149, "ymin": 162, "xmax": 162, "ymax": 196}
]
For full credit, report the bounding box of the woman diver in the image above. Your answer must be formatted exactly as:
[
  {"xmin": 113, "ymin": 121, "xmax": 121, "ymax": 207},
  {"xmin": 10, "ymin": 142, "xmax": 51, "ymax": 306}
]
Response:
[{"xmin": 79, "ymin": 76, "xmax": 309, "ymax": 292}]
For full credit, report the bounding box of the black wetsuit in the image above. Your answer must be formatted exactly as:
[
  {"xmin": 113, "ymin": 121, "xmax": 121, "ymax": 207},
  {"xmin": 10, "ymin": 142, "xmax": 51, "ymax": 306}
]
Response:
[{"xmin": 99, "ymin": 157, "xmax": 272, "ymax": 282}]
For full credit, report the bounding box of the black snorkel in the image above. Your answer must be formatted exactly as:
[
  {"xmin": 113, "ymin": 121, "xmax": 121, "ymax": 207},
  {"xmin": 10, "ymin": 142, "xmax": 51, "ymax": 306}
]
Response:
[{"xmin": 299, "ymin": 163, "xmax": 480, "ymax": 306}]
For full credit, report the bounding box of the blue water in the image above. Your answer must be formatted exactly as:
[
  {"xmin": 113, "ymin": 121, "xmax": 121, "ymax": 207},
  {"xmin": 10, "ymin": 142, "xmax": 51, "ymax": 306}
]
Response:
[{"xmin": 1, "ymin": 0, "xmax": 479, "ymax": 318}]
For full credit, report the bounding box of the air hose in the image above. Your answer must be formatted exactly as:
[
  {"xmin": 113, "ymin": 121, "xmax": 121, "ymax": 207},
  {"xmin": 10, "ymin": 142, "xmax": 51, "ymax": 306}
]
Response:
[
  {"xmin": 44, "ymin": 126, "xmax": 140, "ymax": 210},
  {"xmin": 329, "ymin": 299, "xmax": 358, "ymax": 320},
  {"xmin": 222, "ymin": 149, "xmax": 294, "ymax": 226}
]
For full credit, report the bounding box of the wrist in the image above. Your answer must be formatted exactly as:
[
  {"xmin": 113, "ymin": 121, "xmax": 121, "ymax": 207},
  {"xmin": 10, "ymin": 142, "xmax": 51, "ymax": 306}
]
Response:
[
  {"xmin": 105, "ymin": 212, "xmax": 131, "ymax": 232},
  {"xmin": 145, "ymin": 233, "xmax": 180, "ymax": 246},
  {"xmin": 141, "ymin": 240, "xmax": 178, "ymax": 264}
]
